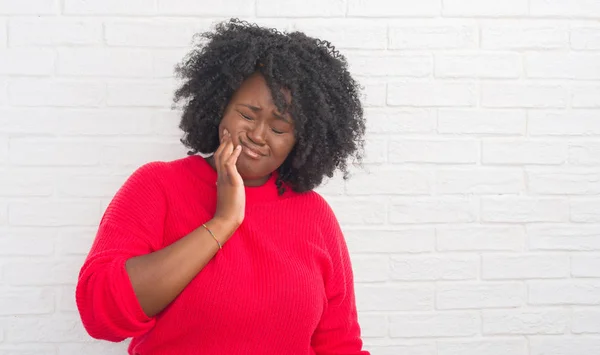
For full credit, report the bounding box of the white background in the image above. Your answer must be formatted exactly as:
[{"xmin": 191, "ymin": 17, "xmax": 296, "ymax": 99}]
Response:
[{"xmin": 1, "ymin": 0, "xmax": 600, "ymax": 354}]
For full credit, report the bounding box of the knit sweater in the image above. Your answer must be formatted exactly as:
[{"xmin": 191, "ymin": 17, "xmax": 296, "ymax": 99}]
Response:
[{"xmin": 75, "ymin": 155, "xmax": 369, "ymax": 355}]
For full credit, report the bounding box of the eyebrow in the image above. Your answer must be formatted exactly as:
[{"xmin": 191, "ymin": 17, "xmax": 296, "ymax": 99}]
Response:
[{"xmin": 237, "ymin": 103, "xmax": 291, "ymax": 123}]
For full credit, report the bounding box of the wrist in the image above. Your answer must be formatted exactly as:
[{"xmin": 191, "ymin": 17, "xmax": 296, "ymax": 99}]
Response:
[{"xmin": 206, "ymin": 217, "xmax": 238, "ymax": 244}]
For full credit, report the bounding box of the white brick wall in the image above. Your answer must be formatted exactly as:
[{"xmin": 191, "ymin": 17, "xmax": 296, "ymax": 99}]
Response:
[{"xmin": 1, "ymin": 1, "xmax": 600, "ymax": 354}]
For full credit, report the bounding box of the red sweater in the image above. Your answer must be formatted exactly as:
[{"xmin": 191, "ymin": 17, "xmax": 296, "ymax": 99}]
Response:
[{"xmin": 76, "ymin": 155, "xmax": 369, "ymax": 355}]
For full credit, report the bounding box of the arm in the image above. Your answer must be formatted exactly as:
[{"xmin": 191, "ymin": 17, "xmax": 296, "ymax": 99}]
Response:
[
  {"xmin": 76, "ymin": 132, "xmax": 244, "ymax": 342},
  {"xmin": 311, "ymin": 202, "xmax": 370, "ymax": 355}
]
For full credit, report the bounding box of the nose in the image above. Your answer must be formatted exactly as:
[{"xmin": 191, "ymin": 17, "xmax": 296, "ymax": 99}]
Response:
[{"xmin": 246, "ymin": 121, "xmax": 267, "ymax": 146}]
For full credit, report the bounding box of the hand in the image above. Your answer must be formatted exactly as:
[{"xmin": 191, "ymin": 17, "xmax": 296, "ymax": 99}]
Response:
[{"xmin": 211, "ymin": 129, "xmax": 245, "ymax": 242}]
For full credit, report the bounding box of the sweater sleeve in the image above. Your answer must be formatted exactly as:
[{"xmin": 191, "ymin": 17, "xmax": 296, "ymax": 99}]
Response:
[
  {"xmin": 311, "ymin": 199, "xmax": 370, "ymax": 355},
  {"xmin": 76, "ymin": 162, "xmax": 167, "ymax": 342}
]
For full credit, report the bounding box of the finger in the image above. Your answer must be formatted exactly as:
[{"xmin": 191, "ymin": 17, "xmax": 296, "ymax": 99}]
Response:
[
  {"xmin": 214, "ymin": 132, "xmax": 230, "ymax": 170},
  {"xmin": 219, "ymin": 138, "xmax": 234, "ymax": 173},
  {"xmin": 225, "ymin": 145, "xmax": 243, "ymax": 184}
]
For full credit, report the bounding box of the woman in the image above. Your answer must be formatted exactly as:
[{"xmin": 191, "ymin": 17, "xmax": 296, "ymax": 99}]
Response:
[{"xmin": 76, "ymin": 19, "xmax": 369, "ymax": 354}]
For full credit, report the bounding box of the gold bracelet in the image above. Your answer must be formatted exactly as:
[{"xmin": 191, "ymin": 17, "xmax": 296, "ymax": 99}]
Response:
[{"xmin": 202, "ymin": 223, "xmax": 222, "ymax": 249}]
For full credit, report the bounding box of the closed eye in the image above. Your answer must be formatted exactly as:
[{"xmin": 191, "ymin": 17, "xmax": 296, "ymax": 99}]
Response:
[{"xmin": 240, "ymin": 112, "xmax": 253, "ymax": 121}]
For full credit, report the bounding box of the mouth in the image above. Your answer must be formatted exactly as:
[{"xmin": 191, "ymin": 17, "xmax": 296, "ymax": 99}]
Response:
[{"xmin": 240, "ymin": 140, "xmax": 265, "ymax": 159}]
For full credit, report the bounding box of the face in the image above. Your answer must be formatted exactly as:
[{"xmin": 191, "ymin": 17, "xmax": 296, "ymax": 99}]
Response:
[{"xmin": 218, "ymin": 72, "xmax": 296, "ymax": 186}]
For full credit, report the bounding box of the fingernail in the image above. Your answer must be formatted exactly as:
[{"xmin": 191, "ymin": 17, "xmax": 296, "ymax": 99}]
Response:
[{"xmin": 223, "ymin": 129, "xmax": 228, "ymax": 135}]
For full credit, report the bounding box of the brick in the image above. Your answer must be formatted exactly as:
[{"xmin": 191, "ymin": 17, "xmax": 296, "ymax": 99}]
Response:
[
  {"xmin": 152, "ymin": 109, "xmax": 184, "ymax": 136},
  {"xmin": 0, "ymin": 48, "xmax": 55, "ymax": 76},
  {"xmin": 362, "ymin": 137, "xmax": 387, "ymax": 164},
  {"xmin": 530, "ymin": 337, "xmax": 600, "ymax": 355},
  {"xmin": 390, "ymin": 197, "xmax": 477, "ymax": 224},
  {"xmin": 0, "ymin": 78, "xmax": 7, "ymax": 106},
  {"xmin": 481, "ymin": 22, "xmax": 569, "ymax": 50},
  {"xmin": 365, "ymin": 343, "xmax": 435, "ymax": 355},
  {"xmin": 482, "ymin": 139, "xmax": 567, "ymax": 165},
  {"xmin": 527, "ymin": 168, "xmax": 600, "ymax": 195},
  {"xmin": 350, "ymin": 255, "xmax": 390, "ymax": 282},
  {"xmin": 436, "ymin": 168, "xmax": 524, "ymax": 195},
  {"xmin": 572, "ymin": 255, "xmax": 600, "ymax": 278},
  {"xmin": 364, "ymin": 108, "xmax": 436, "ymax": 134},
  {"xmin": 344, "ymin": 228, "xmax": 435, "ymax": 254},
  {"xmin": 482, "ymin": 82, "xmax": 567, "ymax": 108},
  {"xmin": 531, "ymin": 0, "xmax": 600, "ymax": 18},
  {"xmin": 482, "ymin": 254, "xmax": 569, "ymax": 279},
  {"xmin": 0, "ymin": 345, "xmax": 57, "ymax": 354},
  {"xmin": 438, "ymin": 339, "xmax": 527, "ymax": 355},
  {"xmin": 58, "ymin": 48, "xmax": 154, "ymax": 78},
  {"xmin": 530, "ymin": 110, "xmax": 600, "ymax": 136},
  {"xmin": 158, "ymin": 0, "xmax": 253, "ymax": 16},
  {"xmin": 9, "ymin": 18, "xmax": 102, "ymax": 46},
  {"xmin": 436, "ymin": 52, "xmax": 521, "ymax": 78},
  {"xmin": 529, "ymin": 281, "xmax": 600, "ymax": 305},
  {"xmin": 3, "ymin": 258, "xmax": 84, "ymax": 285},
  {"xmin": 64, "ymin": 0, "xmax": 155, "ymax": 15},
  {"xmin": 56, "ymin": 174, "xmax": 127, "ymax": 198},
  {"xmin": 0, "ymin": 200, "xmax": 7, "ymax": 225},
  {"xmin": 100, "ymin": 139, "xmax": 187, "ymax": 167},
  {"xmin": 570, "ymin": 142, "xmax": 600, "ymax": 165},
  {"xmin": 526, "ymin": 53, "xmax": 600, "ymax": 80},
  {"xmin": 105, "ymin": 20, "xmax": 210, "ymax": 47},
  {"xmin": 9, "ymin": 79, "xmax": 105, "ymax": 107},
  {"xmin": 347, "ymin": 53, "xmax": 432, "ymax": 77},
  {"xmin": 292, "ymin": 20, "xmax": 387, "ymax": 49},
  {"xmin": 571, "ymin": 26, "xmax": 600, "ymax": 50},
  {"xmin": 10, "ymin": 138, "xmax": 102, "ymax": 166},
  {"xmin": 573, "ymin": 309, "xmax": 600, "ymax": 333},
  {"xmin": 571, "ymin": 199, "xmax": 600, "ymax": 223},
  {"xmin": 528, "ymin": 224, "xmax": 600, "ymax": 251},
  {"xmin": 0, "ymin": 18, "xmax": 6, "ymax": 47},
  {"xmin": 0, "ymin": 168, "xmax": 54, "ymax": 197},
  {"xmin": 389, "ymin": 138, "xmax": 478, "ymax": 164},
  {"xmin": 107, "ymin": 79, "xmax": 176, "ymax": 107},
  {"xmin": 315, "ymin": 174, "xmax": 345, "ymax": 196},
  {"xmin": 258, "ymin": 0, "xmax": 343, "ymax": 17},
  {"xmin": 572, "ymin": 84, "xmax": 600, "ymax": 108},
  {"xmin": 0, "ymin": 228, "xmax": 54, "ymax": 255},
  {"xmin": 0, "ymin": 108, "xmax": 155, "ymax": 135},
  {"xmin": 356, "ymin": 284, "xmax": 433, "ymax": 311},
  {"xmin": 483, "ymin": 309, "xmax": 568, "ymax": 335},
  {"xmin": 346, "ymin": 167, "xmax": 433, "ymax": 195},
  {"xmin": 328, "ymin": 197, "xmax": 387, "ymax": 225},
  {"xmin": 360, "ymin": 80, "xmax": 386, "ymax": 107},
  {"xmin": 9, "ymin": 201, "xmax": 100, "ymax": 227},
  {"xmin": 152, "ymin": 48, "xmax": 189, "ymax": 78},
  {"xmin": 443, "ymin": 0, "xmax": 527, "ymax": 16},
  {"xmin": 437, "ymin": 226, "xmax": 526, "ymax": 252},
  {"xmin": 349, "ymin": 0, "xmax": 440, "ymax": 17},
  {"xmin": 356, "ymin": 314, "xmax": 387, "ymax": 337},
  {"xmin": 438, "ymin": 108, "xmax": 526, "ymax": 135},
  {"xmin": 481, "ymin": 197, "xmax": 569, "ymax": 223},
  {"xmin": 0, "ymin": 0, "xmax": 57, "ymax": 14},
  {"xmin": 389, "ymin": 81, "xmax": 477, "ymax": 107},
  {"xmin": 390, "ymin": 312, "xmax": 479, "ymax": 338},
  {"xmin": 0, "ymin": 287, "xmax": 54, "ymax": 315},
  {"xmin": 0, "ymin": 135, "xmax": 6, "ymax": 163},
  {"xmin": 389, "ymin": 21, "xmax": 477, "ymax": 49},
  {"xmin": 58, "ymin": 343, "xmax": 129, "ymax": 355},
  {"xmin": 437, "ymin": 282, "xmax": 524, "ymax": 310},
  {"xmin": 391, "ymin": 255, "xmax": 478, "ymax": 281},
  {"xmin": 58, "ymin": 285, "xmax": 76, "ymax": 312},
  {"xmin": 56, "ymin": 228, "xmax": 95, "ymax": 256},
  {"xmin": 5, "ymin": 315, "xmax": 90, "ymax": 342}
]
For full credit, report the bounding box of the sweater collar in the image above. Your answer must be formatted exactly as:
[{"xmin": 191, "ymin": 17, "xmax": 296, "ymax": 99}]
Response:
[{"xmin": 189, "ymin": 155, "xmax": 286, "ymax": 203}]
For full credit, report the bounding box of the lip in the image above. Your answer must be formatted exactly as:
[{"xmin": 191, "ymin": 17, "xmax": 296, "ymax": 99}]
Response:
[{"xmin": 240, "ymin": 141, "xmax": 265, "ymax": 159}]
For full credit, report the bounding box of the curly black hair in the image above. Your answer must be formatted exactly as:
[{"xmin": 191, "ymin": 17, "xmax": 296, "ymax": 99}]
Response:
[{"xmin": 172, "ymin": 18, "xmax": 365, "ymax": 194}]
